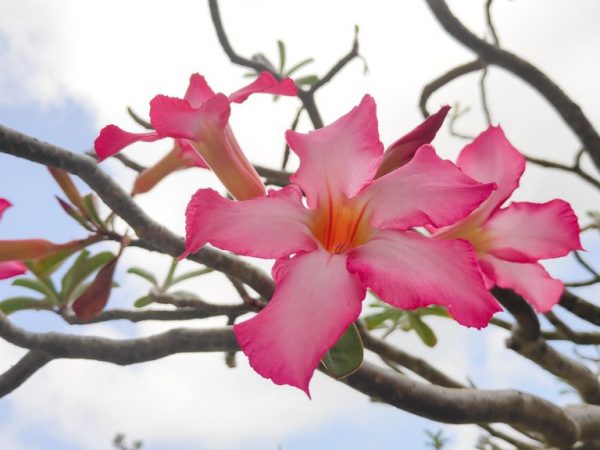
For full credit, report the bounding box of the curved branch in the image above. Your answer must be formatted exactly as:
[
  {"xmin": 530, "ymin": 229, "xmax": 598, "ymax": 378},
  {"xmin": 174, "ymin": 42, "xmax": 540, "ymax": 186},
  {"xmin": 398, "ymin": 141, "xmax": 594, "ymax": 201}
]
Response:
[
  {"xmin": 0, "ymin": 312, "xmax": 238, "ymax": 364},
  {"xmin": 425, "ymin": 0, "xmax": 600, "ymax": 170},
  {"xmin": 0, "ymin": 351, "xmax": 52, "ymax": 397},
  {"xmin": 345, "ymin": 361, "xmax": 577, "ymax": 448},
  {"xmin": 0, "ymin": 124, "xmax": 275, "ymax": 299},
  {"xmin": 420, "ymin": 59, "xmax": 485, "ymax": 117},
  {"xmin": 560, "ymin": 291, "xmax": 600, "ymax": 326}
]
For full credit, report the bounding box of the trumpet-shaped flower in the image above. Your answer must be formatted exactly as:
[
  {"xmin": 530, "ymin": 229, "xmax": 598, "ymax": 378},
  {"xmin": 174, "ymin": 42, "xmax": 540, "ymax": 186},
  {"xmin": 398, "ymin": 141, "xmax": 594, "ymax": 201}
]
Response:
[
  {"xmin": 183, "ymin": 95, "xmax": 501, "ymax": 394},
  {"xmin": 95, "ymin": 72, "xmax": 297, "ymax": 200},
  {"xmin": 131, "ymin": 139, "xmax": 207, "ymax": 195},
  {"xmin": 0, "ymin": 199, "xmax": 27, "ymax": 280},
  {"xmin": 430, "ymin": 127, "xmax": 582, "ymax": 312}
]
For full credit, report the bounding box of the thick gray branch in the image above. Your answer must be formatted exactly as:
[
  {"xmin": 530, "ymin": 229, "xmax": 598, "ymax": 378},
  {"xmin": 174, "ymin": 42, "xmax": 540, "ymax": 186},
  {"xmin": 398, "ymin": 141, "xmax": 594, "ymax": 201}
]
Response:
[{"xmin": 0, "ymin": 351, "xmax": 52, "ymax": 397}]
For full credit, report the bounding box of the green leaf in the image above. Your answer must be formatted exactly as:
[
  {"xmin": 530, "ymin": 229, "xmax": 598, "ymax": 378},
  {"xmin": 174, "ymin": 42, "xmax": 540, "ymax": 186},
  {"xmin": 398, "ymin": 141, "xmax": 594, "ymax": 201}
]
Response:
[
  {"xmin": 0, "ymin": 297, "xmax": 53, "ymax": 315},
  {"xmin": 61, "ymin": 251, "xmax": 115, "ymax": 301},
  {"xmin": 277, "ymin": 39, "xmax": 286, "ymax": 73},
  {"xmin": 12, "ymin": 278, "xmax": 60, "ymax": 304},
  {"xmin": 133, "ymin": 296, "xmax": 152, "ymax": 308},
  {"xmin": 321, "ymin": 323, "xmax": 363, "ymax": 379},
  {"xmin": 408, "ymin": 313, "xmax": 437, "ymax": 347},
  {"xmin": 82, "ymin": 193, "xmax": 105, "ymax": 228},
  {"xmin": 162, "ymin": 259, "xmax": 178, "ymax": 288},
  {"xmin": 28, "ymin": 247, "xmax": 76, "ymax": 277},
  {"xmin": 167, "ymin": 267, "xmax": 213, "ymax": 287},
  {"xmin": 127, "ymin": 267, "xmax": 158, "ymax": 285},
  {"xmin": 295, "ymin": 74, "xmax": 318, "ymax": 86},
  {"xmin": 284, "ymin": 58, "xmax": 314, "ymax": 77},
  {"xmin": 363, "ymin": 308, "xmax": 404, "ymax": 330},
  {"xmin": 416, "ymin": 306, "xmax": 450, "ymax": 318}
]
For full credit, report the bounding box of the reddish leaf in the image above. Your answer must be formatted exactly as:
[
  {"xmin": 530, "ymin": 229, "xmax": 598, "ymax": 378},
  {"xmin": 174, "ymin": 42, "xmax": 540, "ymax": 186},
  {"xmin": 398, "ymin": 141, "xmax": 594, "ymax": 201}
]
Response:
[{"xmin": 72, "ymin": 256, "xmax": 118, "ymax": 320}]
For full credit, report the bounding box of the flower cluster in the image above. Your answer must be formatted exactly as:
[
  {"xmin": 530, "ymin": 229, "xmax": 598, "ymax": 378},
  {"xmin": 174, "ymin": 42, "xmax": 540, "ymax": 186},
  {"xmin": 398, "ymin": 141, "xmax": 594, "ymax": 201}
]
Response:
[{"xmin": 94, "ymin": 75, "xmax": 580, "ymax": 395}]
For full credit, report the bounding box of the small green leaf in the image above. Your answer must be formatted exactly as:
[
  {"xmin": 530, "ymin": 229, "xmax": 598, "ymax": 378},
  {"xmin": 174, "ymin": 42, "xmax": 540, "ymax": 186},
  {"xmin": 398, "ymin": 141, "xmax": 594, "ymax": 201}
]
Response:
[
  {"xmin": 277, "ymin": 39, "xmax": 286, "ymax": 73},
  {"xmin": 284, "ymin": 58, "xmax": 314, "ymax": 77},
  {"xmin": 134, "ymin": 296, "xmax": 152, "ymax": 308},
  {"xmin": 28, "ymin": 247, "xmax": 76, "ymax": 277},
  {"xmin": 127, "ymin": 267, "xmax": 158, "ymax": 285},
  {"xmin": 408, "ymin": 313, "xmax": 437, "ymax": 347},
  {"xmin": 167, "ymin": 267, "xmax": 213, "ymax": 287},
  {"xmin": 0, "ymin": 297, "xmax": 53, "ymax": 315},
  {"xmin": 162, "ymin": 259, "xmax": 178, "ymax": 288},
  {"xmin": 295, "ymin": 75, "xmax": 318, "ymax": 86},
  {"xmin": 416, "ymin": 306, "xmax": 450, "ymax": 318},
  {"xmin": 12, "ymin": 278, "xmax": 59, "ymax": 303},
  {"xmin": 321, "ymin": 323, "xmax": 363, "ymax": 379},
  {"xmin": 82, "ymin": 193, "xmax": 105, "ymax": 228}
]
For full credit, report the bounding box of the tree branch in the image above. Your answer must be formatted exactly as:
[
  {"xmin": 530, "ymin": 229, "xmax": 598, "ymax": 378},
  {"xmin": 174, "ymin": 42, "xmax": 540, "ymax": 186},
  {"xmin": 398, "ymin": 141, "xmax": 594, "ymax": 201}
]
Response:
[
  {"xmin": 425, "ymin": 0, "xmax": 600, "ymax": 171},
  {"xmin": 0, "ymin": 351, "xmax": 52, "ymax": 397}
]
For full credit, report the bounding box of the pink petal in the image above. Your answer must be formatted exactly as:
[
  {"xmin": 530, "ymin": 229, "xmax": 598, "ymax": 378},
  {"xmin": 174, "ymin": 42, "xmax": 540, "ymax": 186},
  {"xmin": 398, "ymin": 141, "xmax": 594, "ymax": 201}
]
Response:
[
  {"xmin": 361, "ymin": 145, "xmax": 495, "ymax": 230},
  {"xmin": 94, "ymin": 125, "xmax": 161, "ymax": 161},
  {"xmin": 183, "ymin": 186, "xmax": 316, "ymax": 259},
  {"xmin": 176, "ymin": 139, "xmax": 208, "ymax": 168},
  {"xmin": 376, "ymin": 105, "xmax": 450, "ymax": 177},
  {"xmin": 0, "ymin": 261, "xmax": 27, "ymax": 280},
  {"xmin": 234, "ymin": 250, "xmax": 365, "ymax": 395},
  {"xmin": 457, "ymin": 126, "xmax": 525, "ymax": 219},
  {"xmin": 287, "ymin": 95, "xmax": 383, "ymax": 209},
  {"xmin": 229, "ymin": 72, "xmax": 297, "ymax": 104},
  {"xmin": 183, "ymin": 73, "xmax": 216, "ymax": 108},
  {"xmin": 347, "ymin": 229, "xmax": 501, "ymax": 328},
  {"xmin": 0, "ymin": 198, "xmax": 12, "ymax": 220},
  {"xmin": 149, "ymin": 94, "xmax": 230, "ymax": 140},
  {"xmin": 485, "ymin": 200, "xmax": 582, "ymax": 262},
  {"xmin": 480, "ymin": 255, "xmax": 564, "ymax": 312}
]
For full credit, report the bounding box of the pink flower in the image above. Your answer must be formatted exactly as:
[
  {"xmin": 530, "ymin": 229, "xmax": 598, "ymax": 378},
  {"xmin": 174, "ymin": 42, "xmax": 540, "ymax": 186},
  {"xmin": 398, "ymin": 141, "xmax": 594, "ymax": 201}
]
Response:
[
  {"xmin": 376, "ymin": 105, "xmax": 450, "ymax": 177},
  {"xmin": 183, "ymin": 95, "xmax": 501, "ymax": 394},
  {"xmin": 131, "ymin": 139, "xmax": 207, "ymax": 195},
  {"xmin": 430, "ymin": 127, "xmax": 582, "ymax": 312},
  {"xmin": 0, "ymin": 198, "xmax": 28, "ymax": 280},
  {"xmin": 95, "ymin": 72, "xmax": 297, "ymax": 200}
]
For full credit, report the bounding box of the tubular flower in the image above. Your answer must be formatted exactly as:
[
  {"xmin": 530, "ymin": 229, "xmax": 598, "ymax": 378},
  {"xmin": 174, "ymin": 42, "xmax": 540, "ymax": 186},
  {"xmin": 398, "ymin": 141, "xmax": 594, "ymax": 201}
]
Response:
[
  {"xmin": 430, "ymin": 127, "xmax": 582, "ymax": 312},
  {"xmin": 95, "ymin": 72, "xmax": 297, "ymax": 200},
  {"xmin": 0, "ymin": 198, "xmax": 27, "ymax": 280},
  {"xmin": 183, "ymin": 95, "xmax": 501, "ymax": 394},
  {"xmin": 131, "ymin": 139, "xmax": 207, "ymax": 195},
  {"xmin": 375, "ymin": 105, "xmax": 450, "ymax": 177}
]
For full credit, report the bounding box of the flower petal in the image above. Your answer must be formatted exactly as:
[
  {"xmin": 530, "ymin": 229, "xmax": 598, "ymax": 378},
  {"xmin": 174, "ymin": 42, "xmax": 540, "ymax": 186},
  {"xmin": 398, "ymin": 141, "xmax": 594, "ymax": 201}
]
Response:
[
  {"xmin": 149, "ymin": 94, "xmax": 230, "ymax": 140},
  {"xmin": 229, "ymin": 72, "xmax": 297, "ymax": 104},
  {"xmin": 234, "ymin": 250, "xmax": 365, "ymax": 395},
  {"xmin": 347, "ymin": 229, "xmax": 501, "ymax": 328},
  {"xmin": 286, "ymin": 95, "xmax": 383, "ymax": 209},
  {"xmin": 376, "ymin": 105, "xmax": 450, "ymax": 177},
  {"xmin": 0, "ymin": 198, "xmax": 12, "ymax": 220},
  {"xmin": 183, "ymin": 73, "xmax": 216, "ymax": 108},
  {"xmin": 177, "ymin": 139, "xmax": 208, "ymax": 168},
  {"xmin": 0, "ymin": 261, "xmax": 27, "ymax": 280},
  {"xmin": 480, "ymin": 255, "xmax": 563, "ymax": 312},
  {"xmin": 457, "ymin": 126, "xmax": 525, "ymax": 218},
  {"xmin": 183, "ymin": 186, "xmax": 316, "ymax": 259},
  {"xmin": 362, "ymin": 145, "xmax": 494, "ymax": 230},
  {"xmin": 485, "ymin": 200, "xmax": 582, "ymax": 262},
  {"xmin": 94, "ymin": 125, "xmax": 161, "ymax": 161}
]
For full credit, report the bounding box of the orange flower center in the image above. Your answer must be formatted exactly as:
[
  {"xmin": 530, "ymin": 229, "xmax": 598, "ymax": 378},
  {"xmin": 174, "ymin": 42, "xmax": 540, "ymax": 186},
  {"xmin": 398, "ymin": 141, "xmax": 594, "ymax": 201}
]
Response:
[{"xmin": 311, "ymin": 196, "xmax": 371, "ymax": 254}]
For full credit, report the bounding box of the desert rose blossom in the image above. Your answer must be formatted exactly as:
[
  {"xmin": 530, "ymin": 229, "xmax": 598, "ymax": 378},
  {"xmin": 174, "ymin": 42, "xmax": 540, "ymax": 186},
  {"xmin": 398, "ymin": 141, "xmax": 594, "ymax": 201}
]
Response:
[
  {"xmin": 0, "ymin": 198, "xmax": 27, "ymax": 280},
  {"xmin": 430, "ymin": 127, "xmax": 582, "ymax": 312},
  {"xmin": 131, "ymin": 139, "xmax": 207, "ymax": 195},
  {"xmin": 183, "ymin": 95, "xmax": 502, "ymax": 394},
  {"xmin": 95, "ymin": 72, "xmax": 297, "ymax": 200}
]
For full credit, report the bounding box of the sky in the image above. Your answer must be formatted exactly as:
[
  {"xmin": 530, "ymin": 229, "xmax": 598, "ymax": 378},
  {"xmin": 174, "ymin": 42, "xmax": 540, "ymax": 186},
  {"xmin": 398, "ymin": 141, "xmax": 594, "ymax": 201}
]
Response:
[{"xmin": 0, "ymin": 1, "xmax": 599, "ymax": 449}]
